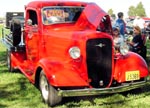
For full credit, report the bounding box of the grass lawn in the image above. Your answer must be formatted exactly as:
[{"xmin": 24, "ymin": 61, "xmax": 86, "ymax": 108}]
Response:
[{"xmin": 1, "ymin": 25, "xmax": 150, "ymax": 108}]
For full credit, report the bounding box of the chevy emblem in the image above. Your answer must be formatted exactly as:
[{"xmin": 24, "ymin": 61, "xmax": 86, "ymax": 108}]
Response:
[{"xmin": 95, "ymin": 43, "xmax": 105, "ymax": 48}]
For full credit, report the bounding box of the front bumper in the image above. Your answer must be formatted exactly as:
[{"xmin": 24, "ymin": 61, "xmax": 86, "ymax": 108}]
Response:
[{"xmin": 58, "ymin": 80, "xmax": 150, "ymax": 97}]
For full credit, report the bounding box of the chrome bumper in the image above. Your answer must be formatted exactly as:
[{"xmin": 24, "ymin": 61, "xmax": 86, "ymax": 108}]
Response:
[{"xmin": 58, "ymin": 80, "xmax": 150, "ymax": 97}]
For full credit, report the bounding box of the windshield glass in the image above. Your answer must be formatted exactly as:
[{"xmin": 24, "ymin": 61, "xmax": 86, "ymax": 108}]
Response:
[{"xmin": 42, "ymin": 6, "xmax": 84, "ymax": 25}]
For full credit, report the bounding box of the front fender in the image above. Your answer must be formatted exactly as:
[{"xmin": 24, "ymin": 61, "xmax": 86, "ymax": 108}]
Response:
[
  {"xmin": 37, "ymin": 58, "xmax": 88, "ymax": 87},
  {"xmin": 114, "ymin": 52, "xmax": 148, "ymax": 82}
]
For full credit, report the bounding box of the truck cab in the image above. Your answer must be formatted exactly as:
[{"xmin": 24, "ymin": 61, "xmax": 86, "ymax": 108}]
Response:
[{"xmin": 1, "ymin": 0, "xmax": 150, "ymax": 106}]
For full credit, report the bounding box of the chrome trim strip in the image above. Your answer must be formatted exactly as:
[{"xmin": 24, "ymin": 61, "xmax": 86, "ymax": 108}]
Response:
[{"xmin": 58, "ymin": 80, "xmax": 150, "ymax": 97}]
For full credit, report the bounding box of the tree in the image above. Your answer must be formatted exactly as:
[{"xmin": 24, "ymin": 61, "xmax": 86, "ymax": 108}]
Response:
[
  {"xmin": 108, "ymin": 9, "xmax": 113, "ymax": 16},
  {"xmin": 136, "ymin": 2, "xmax": 146, "ymax": 17},
  {"xmin": 107, "ymin": 9, "xmax": 116, "ymax": 21},
  {"xmin": 127, "ymin": 2, "xmax": 146, "ymax": 17},
  {"xmin": 128, "ymin": 6, "xmax": 136, "ymax": 17}
]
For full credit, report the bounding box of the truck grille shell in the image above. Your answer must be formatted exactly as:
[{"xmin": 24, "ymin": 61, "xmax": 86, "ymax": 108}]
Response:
[{"xmin": 86, "ymin": 38, "xmax": 112, "ymax": 88}]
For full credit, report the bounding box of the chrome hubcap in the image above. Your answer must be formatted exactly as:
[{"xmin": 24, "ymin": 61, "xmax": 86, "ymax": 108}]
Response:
[{"xmin": 40, "ymin": 75, "xmax": 49, "ymax": 101}]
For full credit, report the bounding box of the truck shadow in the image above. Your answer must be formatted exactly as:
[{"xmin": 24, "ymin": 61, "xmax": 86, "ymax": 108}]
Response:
[
  {"xmin": 58, "ymin": 86, "xmax": 150, "ymax": 108},
  {"xmin": 0, "ymin": 74, "xmax": 41, "ymax": 108},
  {"xmin": 0, "ymin": 49, "xmax": 7, "ymax": 72}
]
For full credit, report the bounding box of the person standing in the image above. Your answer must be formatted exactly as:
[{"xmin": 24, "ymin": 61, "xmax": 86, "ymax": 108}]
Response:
[
  {"xmin": 114, "ymin": 12, "xmax": 126, "ymax": 37},
  {"xmin": 128, "ymin": 25, "xmax": 146, "ymax": 59}
]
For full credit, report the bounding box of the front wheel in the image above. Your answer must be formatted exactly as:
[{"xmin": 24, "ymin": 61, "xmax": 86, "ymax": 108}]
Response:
[{"xmin": 39, "ymin": 70, "xmax": 62, "ymax": 106}]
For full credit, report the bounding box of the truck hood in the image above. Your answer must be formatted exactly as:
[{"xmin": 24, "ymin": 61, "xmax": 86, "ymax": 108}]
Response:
[
  {"xmin": 75, "ymin": 2, "xmax": 108, "ymax": 29},
  {"xmin": 43, "ymin": 26, "xmax": 112, "ymax": 41}
]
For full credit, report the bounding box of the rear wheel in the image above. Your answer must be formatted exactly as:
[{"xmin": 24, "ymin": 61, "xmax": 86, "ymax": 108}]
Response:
[
  {"xmin": 7, "ymin": 50, "xmax": 14, "ymax": 72},
  {"xmin": 39, "ymin": 70, "xmax": 62, "ymax": 106}
]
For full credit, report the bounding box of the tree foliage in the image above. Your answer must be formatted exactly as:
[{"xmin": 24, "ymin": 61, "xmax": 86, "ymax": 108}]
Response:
[
  {"xmin": 128, "ymin": 2, "xmax": 146, "ymax": 17},
  {"xmin": 136, "ymin": 2, "xmax": 146, "ymax": 17},
  {"xmin": 108, "ymin": 9, "xmax": 113, "ymax": 16},
  {"xmin": 107, "ymin": 9, "xmax": 116, "ymax": 20},
  {"xmin": 128, "ymin": 6, "xmax": 136, "ymax": 17}
]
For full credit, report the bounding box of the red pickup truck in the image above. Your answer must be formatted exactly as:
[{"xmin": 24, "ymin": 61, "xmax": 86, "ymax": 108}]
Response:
[{"xmin": 1, "ymin": 0, "xmax": 150, "ymax": 106}]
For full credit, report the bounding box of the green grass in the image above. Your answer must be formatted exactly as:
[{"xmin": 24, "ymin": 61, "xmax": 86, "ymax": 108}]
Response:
[
  {"xmin": 0, "ymin": 44, "xmax": 48, "ymax": 108},
  {"xmin": 1, "ymin": 25, "xmax": 150, "ymax": 108}
]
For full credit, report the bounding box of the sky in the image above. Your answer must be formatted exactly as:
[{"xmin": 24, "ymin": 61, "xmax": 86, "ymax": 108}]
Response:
[{"xmin": 0, "ymin": 0, "xmax": 150, "ymax": 18}]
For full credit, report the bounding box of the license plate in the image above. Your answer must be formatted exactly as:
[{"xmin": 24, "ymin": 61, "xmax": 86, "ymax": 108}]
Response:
[{"xmin": 125, "ymin": 71, "xmax": 140, "ymax": 81}]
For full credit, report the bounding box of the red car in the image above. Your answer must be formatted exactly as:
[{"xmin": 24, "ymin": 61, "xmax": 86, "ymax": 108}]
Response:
[{"xmin": 1, "ymin": 0, "xmax": 150, "ymax": 106}]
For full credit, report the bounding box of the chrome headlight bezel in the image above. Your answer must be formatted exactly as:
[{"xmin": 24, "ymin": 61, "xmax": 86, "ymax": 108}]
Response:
[
  {"xmin": 119, "ymin": 42, "xmax": 129, "ymax": 55},
  {"xmin": 69, "ymin": 46, "xmax": 81, "ymax": 59}
]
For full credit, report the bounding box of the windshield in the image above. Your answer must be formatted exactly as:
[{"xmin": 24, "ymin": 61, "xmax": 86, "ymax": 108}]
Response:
[{"xmin": 42, "ymin": 6, "xmax": 84, "ymax": 25}]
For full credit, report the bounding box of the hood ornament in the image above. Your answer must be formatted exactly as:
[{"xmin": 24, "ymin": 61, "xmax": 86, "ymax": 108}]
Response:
[{"xmin": 95, "ymin": 43, "xmax": 105, "ymax": 48}]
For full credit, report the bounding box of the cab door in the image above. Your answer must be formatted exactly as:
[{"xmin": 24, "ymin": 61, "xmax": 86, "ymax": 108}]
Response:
[{"xmin": 24, "ymin": 10, "xmax": 39, "ymax": 73}]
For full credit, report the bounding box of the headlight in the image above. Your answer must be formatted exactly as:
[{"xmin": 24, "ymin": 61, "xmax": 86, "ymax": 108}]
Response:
[
  {"xmin": 120, "ymin": 42, "xmax": 129, "ymax": 55},
  {"xmin": 69, "ymin": 46, "xmax": 81, "ymax": 59}
]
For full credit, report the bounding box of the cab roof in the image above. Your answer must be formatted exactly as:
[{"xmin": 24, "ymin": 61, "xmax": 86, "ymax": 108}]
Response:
[{"xmin": 26, "ymin": 0, "xmax": 87, "ymax": 9}]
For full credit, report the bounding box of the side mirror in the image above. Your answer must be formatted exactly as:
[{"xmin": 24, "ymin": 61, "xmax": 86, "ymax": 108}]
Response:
[{"xmin": 27, "ymin": 19, "xmax": 32, "ymax": 26}]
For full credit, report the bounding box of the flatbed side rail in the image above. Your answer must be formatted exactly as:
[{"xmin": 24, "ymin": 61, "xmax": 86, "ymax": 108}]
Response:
[
  {"xmin": 1, "ymin": 27, "xmax": 12, "ymax": 48},
  {"xmin": 1, "ymin": 37, "xmax": 26, "ymax": 52},
  {"xmin": 1, "ymin": 27, "xmax": 25, "ymax": 51},
  {"xmin": 1, "ymin": 35, "xmax": 13, "ymax": 50}
]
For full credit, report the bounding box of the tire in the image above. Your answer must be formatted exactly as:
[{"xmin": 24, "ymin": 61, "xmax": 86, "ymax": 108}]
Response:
[
  {"xmin": 7, "ymin": 50, "xmax": 14, "ymax": 72},
  {"xmin": 39, "ymin": 70, "xmax": 62, "ymax": 106},
  {"xmin": 10, "ymin": 19, "xmax": 21, "ymax": 46}
]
